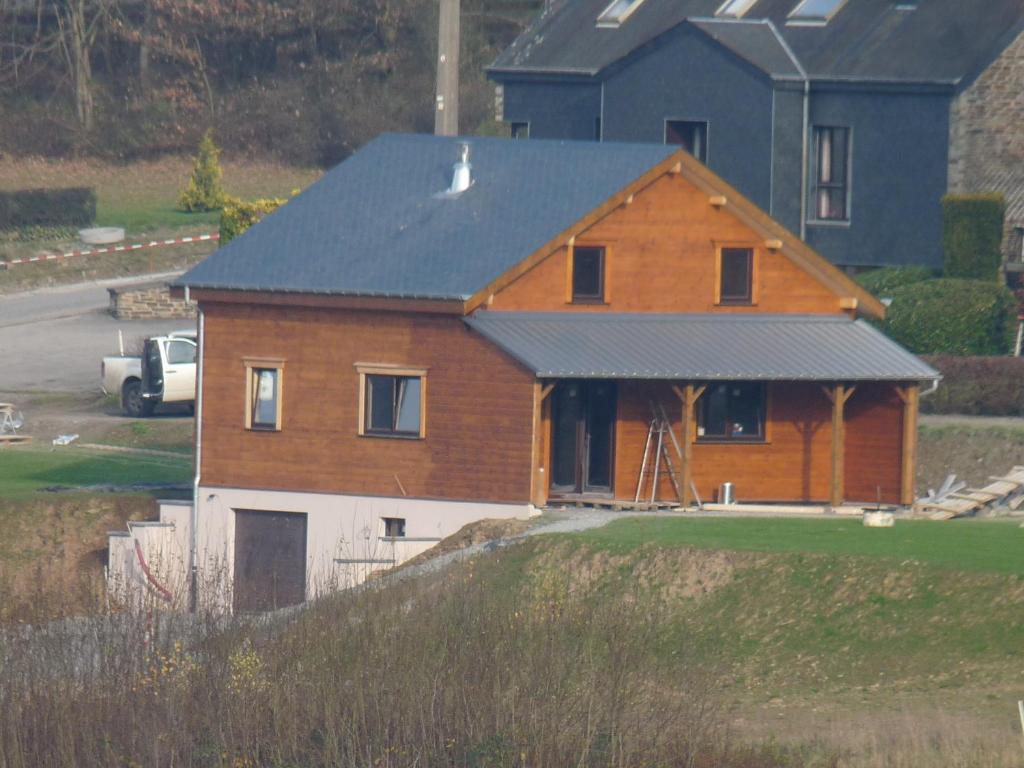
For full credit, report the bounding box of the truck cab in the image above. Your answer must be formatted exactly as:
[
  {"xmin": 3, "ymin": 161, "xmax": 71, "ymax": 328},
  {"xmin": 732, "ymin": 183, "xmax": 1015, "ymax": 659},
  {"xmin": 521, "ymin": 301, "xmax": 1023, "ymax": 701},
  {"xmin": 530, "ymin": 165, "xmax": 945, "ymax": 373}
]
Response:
[{"xmin": 138, "ymin": 333, "xmax": 198, "ymax": 416}]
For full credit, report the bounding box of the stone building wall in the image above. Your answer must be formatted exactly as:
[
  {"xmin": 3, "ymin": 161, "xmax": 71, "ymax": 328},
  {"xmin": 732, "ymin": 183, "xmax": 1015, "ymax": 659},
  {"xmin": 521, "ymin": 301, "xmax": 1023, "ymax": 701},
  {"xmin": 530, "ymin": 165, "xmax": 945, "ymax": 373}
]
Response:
[
  {"xmin": 108, "ymin": 282, "xmax": 196, "ymax": 320},
  {"xmin": 948, "ymin": 29, "xmax": 1024, "ymax": 263}
]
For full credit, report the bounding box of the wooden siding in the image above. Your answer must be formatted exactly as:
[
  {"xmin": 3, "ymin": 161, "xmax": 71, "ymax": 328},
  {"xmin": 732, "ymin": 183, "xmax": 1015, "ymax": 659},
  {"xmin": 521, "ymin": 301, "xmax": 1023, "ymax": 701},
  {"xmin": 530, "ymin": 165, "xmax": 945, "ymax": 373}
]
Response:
[
  {"xmin": 489, "ymin": 173, "xmax": 845, "ymax": 314},
  {"xmin": 844, "ymin": 383, "xmax": 904, "ymax": 504},
  {"xmin": 200, "ymin": 302, "xmax": 536, "ymax": 503},
  {"xmin": 609, "ymin": 381, "xmax": 835, "ymax": 504}
]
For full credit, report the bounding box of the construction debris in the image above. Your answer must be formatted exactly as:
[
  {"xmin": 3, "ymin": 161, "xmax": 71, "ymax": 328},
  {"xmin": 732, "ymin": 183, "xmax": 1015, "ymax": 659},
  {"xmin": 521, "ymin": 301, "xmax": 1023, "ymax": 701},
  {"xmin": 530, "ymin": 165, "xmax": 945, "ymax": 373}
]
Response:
[{"xmin": 915, "ymin": 466, "xmax": 1024, "ymax": 519}]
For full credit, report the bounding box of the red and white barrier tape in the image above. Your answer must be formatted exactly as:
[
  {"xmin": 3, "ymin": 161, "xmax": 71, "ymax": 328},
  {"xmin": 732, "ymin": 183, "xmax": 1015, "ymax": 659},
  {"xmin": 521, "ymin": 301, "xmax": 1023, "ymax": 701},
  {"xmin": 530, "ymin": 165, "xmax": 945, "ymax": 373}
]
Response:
[{"xmin": 0, "ymin": 232, "xmax": 219, "ymax": 269}]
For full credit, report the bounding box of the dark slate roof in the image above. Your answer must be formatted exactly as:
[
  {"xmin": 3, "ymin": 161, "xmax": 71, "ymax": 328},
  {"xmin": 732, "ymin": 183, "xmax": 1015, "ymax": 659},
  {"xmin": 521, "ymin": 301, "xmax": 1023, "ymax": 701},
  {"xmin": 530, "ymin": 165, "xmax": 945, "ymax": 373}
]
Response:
[
  {"xmin": 689, "ymin": 19, "xmax": 804, "ymax": 79},
  {"xmin": 465, "ymin": 311, "xmax": 940, "ymax": 380},
  {"xmin": 177, "ymin": 134, "xmax": 676, "ymax": 300},
  {"xmin": 490, "ymin": 0, "xmax": 1023, "ymax": 85}
]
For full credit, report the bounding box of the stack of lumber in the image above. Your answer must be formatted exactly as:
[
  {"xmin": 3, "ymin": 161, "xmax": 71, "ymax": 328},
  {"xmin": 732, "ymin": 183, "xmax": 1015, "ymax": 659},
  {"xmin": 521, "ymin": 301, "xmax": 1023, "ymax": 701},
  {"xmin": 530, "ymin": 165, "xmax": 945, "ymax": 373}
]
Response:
[{"xmin": 915, "ymin": 466, "xmax": 1024, "ymax": 519}]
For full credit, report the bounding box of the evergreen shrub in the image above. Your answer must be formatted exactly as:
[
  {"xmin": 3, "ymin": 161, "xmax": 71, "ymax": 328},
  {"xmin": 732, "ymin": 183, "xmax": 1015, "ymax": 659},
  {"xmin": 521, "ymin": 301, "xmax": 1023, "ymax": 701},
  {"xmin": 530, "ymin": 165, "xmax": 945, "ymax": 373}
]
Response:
[
  {"xmin": 920, "ymin": 356, "xmax": 1024, "ymax": 416},
  {"xmin": 880, "ymin": 278, "xmax": 1017, "ymax": 355},
  {"xmin": 856, "ymin": 266, "xmax": 934, "ymax": 297},
  {"xmin": 179, "ymin": 130, "xmax": 227, "ymax": 212},
  {"xmin": 219, "ymin": 197, "xmax": 285, "ymax": 245},
  {"xmin": 0, "ymin": 187, "xmax": 96, "ymax": 230},
  {"xmin": 942, "ymin": 194, "xmax": 1005, "ymax": 280}
]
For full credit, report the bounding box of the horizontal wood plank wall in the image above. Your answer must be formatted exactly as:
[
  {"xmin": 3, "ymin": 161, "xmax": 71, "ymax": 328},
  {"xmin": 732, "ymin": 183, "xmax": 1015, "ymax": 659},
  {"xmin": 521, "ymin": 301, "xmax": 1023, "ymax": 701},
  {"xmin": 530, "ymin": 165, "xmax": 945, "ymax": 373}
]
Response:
[
  {"xmin": 201, "ymin": 302, "xmax": 535, "ymax": 503},
  {"xmin": 614, "ymin": 382, "xmax": 834, "ymax": 503},
  {"xmin": 844, "ymin": 383, "xmax": 904, "ymax": 504},
  {"xmin": 490, "ymin": 174, "xmax": 842, "ymax": 314}
]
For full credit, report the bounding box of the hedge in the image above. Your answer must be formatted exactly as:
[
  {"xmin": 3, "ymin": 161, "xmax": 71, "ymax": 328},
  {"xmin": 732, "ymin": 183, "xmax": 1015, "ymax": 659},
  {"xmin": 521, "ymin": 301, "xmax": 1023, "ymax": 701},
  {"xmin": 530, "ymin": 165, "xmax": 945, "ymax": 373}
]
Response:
[
  {"xmin": 879, "ymin": 278, "xmax": 1017, "ymax": 355},
  {"xmin": 0, "ymin": 187, "xmax": 96, "ymax": 230},
  {"xmin": 921, "ymin": 356, "xmax": 1024, "ymax": 416},
  {"xmin": 856, "ymin": 266, "xmax": 934, "ymax": 297},
  {"xmin": 942, "ymin": 193, "xmax": 1005, "ymax": 280},
  {"xmin": 219, "ymin": 197, "xmax": 285, "ymax": 245}
]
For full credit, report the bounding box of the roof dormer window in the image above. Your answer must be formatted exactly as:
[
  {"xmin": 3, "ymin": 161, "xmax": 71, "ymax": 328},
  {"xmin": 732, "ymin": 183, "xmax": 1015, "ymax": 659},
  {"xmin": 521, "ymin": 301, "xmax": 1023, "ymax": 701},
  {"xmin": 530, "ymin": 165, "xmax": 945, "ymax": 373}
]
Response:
[
  {"xmin": 788, "ymin": 0, "xmax": 847, "ymax": 25},
  {"xmin": 716, "ymin": 0, "xmax": 759, "ymax": 18},
  {"xmin": 596, "ymin": 0, "xmax": 646, "ymax": 27}
]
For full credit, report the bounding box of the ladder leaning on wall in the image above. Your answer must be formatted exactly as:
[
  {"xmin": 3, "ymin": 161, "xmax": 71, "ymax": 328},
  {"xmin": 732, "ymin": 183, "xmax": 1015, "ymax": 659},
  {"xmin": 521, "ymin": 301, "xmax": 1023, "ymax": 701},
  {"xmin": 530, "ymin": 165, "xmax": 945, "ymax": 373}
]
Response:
[{"xmin": 635, "ymin": 402, "xmax": 684, "ymax": 503}]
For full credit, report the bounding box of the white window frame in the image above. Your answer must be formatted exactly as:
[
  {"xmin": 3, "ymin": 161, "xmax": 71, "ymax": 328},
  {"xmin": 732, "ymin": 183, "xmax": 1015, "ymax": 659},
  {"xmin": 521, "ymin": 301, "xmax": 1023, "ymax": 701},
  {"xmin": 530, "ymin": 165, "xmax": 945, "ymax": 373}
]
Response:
[
  {"xmin": 788, "ymin": 0, "xmax": 850, "ymax": 26},
  {"xmin": 596, "ymin": 0, "xmax": 646, "ymax": 27},
  {"xmin": 715, "ymin": 0, "xmax": 759, "ymax": 18},
  {"xmin": 807, "ymin": 125, "xmax": 853, "ymax": 226}
]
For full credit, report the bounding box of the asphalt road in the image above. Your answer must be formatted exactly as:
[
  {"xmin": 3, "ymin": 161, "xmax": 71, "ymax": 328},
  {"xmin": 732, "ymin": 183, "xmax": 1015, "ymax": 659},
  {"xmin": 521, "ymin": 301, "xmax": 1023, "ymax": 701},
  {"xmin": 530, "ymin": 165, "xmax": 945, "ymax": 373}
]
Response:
[{"xmin": 0, "ymin": 273, "xmax": 195, "ymax": 392}]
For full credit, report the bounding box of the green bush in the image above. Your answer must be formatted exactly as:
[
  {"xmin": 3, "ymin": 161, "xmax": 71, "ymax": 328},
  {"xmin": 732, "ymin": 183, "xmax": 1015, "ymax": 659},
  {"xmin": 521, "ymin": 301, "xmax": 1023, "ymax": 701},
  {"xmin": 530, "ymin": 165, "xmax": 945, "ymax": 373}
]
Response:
[
  {"xmin": 880, "ymin": 278, "xmax": 1017, "ymax": 355},
  {"xmin": 920, "ymin": 356, "xmax": 1024, "ymax": 416},
  {"xmin": 942, "ymin": 194, "xmax": 1005, "ymax": 280},
  {"xmin": 0, "ymin": 187, "xmax": 96, "ymax": 230},
  {"xmin": 219, "ymin": 197, "xmax": 285, "ymax": 245},
  {"xmin": 179, "ymin": 130, "xmax": 227, "ymax": 212},
  {"xmin": 856, "ymin": 266, "xmax": 934, "ymax": 297}
]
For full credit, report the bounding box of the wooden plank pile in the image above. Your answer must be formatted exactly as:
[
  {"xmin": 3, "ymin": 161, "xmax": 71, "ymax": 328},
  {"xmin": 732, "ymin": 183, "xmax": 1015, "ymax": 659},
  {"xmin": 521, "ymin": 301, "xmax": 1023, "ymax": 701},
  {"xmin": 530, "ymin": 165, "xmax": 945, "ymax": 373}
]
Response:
[{"xmin": 915, "ymin": 467, "xmax": 1024, "ymax": 519}]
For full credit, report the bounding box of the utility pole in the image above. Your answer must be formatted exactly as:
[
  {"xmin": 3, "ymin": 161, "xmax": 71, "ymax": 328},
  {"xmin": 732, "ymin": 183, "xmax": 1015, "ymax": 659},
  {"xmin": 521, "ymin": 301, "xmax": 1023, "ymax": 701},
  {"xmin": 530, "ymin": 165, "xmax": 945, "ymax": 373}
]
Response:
[{"xmin": 434, "ymin": 0, "xmax": 460, "ymax": 136}]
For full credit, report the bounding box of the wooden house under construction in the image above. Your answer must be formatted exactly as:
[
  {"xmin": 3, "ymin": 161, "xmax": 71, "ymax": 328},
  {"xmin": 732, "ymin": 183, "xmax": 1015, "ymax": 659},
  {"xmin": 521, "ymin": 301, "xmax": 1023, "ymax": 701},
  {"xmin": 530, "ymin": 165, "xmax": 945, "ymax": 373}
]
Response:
[{"xmin": 113, "ymin": 134, "xmax": 939, "ymax": 611}]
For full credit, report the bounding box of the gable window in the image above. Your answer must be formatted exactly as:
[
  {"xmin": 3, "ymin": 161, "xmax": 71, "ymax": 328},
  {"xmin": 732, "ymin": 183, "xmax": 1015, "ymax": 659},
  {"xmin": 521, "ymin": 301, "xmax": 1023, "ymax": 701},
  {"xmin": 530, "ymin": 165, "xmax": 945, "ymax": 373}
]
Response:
[
  {"xmin": 244, "ymin": 359, "xmax": 284, "ymax": 431},
  {"xmin": 698, "ymin": 383, "xmax": 766, "ymax": 441},
  {"xmin": 716, "ymin": 0, "xmax": 758, "ymax": 17},
  {"xmin": 357, "ymin": 366, "xmax": 427, "ymax": 438},
  {"xmin": 665, "ymin": 120, "xmax": 708, "ymax": 163},
  {"xmin": 789, "ymin": 0, "xmax": 847, "ymax": 24},
  {"xmin": 716, "ymin": 247, "xmax": 755, "ymax": 305},
  {"xmin": 571, "ymin": 246, "xmax": 606, "ymax": 303},
  {"xmin": 810, "ymin": 126, "xmax": 850, "ymax": 222},
  {"xmin": 596, "ymin": 0, "xmax": 645, "ymax": 27},
  {"xmin": 510, "ymin": 122, "xmax": 530, "ymax": 139}
]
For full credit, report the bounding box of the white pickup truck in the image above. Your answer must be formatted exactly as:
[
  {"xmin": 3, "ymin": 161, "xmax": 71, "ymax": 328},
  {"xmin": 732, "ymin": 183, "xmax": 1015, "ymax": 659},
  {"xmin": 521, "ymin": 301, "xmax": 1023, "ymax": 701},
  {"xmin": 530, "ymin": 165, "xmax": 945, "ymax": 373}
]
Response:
[{"xmin": 101, "ymin": 330, "xmax": 198, "ymax": 417}]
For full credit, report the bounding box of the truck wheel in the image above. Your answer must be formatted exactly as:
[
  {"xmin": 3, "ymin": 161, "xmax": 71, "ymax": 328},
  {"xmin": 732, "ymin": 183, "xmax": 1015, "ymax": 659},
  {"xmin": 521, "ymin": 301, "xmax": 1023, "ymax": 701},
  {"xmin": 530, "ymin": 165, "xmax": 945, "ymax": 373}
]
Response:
[{"xmin": 122, "ymin": 380, "xmax": 154, "ymax": 418}]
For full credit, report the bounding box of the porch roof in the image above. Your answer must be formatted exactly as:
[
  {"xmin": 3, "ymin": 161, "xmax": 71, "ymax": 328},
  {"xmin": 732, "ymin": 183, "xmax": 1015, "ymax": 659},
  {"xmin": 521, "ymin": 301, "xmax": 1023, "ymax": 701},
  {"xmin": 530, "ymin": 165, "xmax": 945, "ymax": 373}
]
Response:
[{"xmin": 465, "ymin": 312, "xmax": 940, "ymax": 382}]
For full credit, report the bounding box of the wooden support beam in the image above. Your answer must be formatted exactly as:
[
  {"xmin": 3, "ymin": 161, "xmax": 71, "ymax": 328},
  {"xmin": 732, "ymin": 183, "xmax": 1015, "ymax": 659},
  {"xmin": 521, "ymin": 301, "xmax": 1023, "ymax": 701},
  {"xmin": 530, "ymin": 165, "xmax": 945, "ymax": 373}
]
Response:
[
  {"xmin": 899, "ymin": 384, "xmax": 919, "ymax": 506},
  {"xmin": 764, "ymin": 238, "xmax": 783, "ymax": 250},
  {"xmin": 675, "ymin": 383, "xmax": 706, "ymax": 508},
  {"xmin": 829, "ymin": 383, "xmax": 849, "ymax": 508},
  {"xmin": 540, "ymin": 382, "xmax": 556, "ymax": 401},
  {"xmin": 709, "ymin": 195, "xmax": 727, "ymax": 207}
]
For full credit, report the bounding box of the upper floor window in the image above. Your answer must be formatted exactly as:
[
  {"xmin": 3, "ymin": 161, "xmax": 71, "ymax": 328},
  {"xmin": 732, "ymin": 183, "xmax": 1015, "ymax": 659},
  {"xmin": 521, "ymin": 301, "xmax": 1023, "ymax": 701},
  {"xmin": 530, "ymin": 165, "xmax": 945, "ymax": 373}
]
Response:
[
  {"xmin": 665, "ymin": 120, "xmax": 708, "ymax": 163},
  {"xmin": 358, "ymin": 366, "xmax": 426, "ymax": 439},
  {"xmin": 789, "ymin": 0, "xmax": 847, "ymax": 24},
  {"xmin": 810, "ymin": 126, "xmax": 850, "ymax": 222},
  {"xmin": 596, "ymin": 0, "xmax": 646, "ymax": 27},
  {"xmin": 571, "ymin": 246, "xmax": 605, "ymax": 303},
  {"xmin": 510, "ymin": 122, "xmax": 529, "ymax": 140},
  {"xmin": 716, "ymin": 0, "xmax": 758, "ymax": 17},
  {"xmin": 698, "ymin": 383, "xmax": 766, "ymax": 441},
  {"xmin": 717, "ymin": 247, "xmax": 754, "ymax": 305},
  {"xmin": 244, "ymin": 359, "xmax": 284, "ymax": 431}
]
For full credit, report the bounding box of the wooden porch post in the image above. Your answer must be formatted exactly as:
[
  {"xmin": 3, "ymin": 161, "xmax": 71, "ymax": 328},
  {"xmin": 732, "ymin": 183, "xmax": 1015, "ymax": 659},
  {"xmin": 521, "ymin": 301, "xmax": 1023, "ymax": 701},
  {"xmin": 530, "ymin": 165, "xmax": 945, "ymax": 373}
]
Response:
[
  {"xmin": 673, "ymin": 383, "xmax": 706, "ymax": 509},
  {"xmin": 823, "ymin": 383, "xmax": 854, "ymax": 509},
  {"xmin": 897, "ymin": 384, "xmax": 920, "ymax": 507},
  {"xmin": 531, "ymin": 381, "xmax": 556, "ymax": 508}
]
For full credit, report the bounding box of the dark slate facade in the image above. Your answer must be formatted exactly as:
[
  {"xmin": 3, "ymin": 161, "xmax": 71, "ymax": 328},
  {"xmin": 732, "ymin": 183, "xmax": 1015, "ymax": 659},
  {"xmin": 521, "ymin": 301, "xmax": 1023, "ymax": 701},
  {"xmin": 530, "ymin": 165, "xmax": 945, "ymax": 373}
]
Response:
[{"xmin": 488, "ymin": 0, "xmax": 1024, "ymax": 271}]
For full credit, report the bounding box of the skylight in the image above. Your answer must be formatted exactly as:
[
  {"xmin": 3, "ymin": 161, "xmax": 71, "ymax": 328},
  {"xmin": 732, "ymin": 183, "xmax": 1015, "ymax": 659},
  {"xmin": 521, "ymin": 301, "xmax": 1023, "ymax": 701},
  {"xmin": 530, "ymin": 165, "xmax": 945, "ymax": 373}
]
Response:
[
  {"xmin": 716, "ymin": 0, "xmax": 759, "ymax": 18},
  {"xmin": 788, "ymin": 0, "xmax": 848, "ymax": 24},
  {"xmin": 596, "ymin": 0, "xmax": 646, "ymax": 27}
]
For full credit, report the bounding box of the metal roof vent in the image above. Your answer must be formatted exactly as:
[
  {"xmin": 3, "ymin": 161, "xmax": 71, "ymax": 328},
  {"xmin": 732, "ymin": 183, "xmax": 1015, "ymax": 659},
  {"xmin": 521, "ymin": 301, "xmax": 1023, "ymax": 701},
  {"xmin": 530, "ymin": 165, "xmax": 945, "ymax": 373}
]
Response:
[{"xmin": 448, "ymin": 143, "xmax": 473, "ymax": 195}]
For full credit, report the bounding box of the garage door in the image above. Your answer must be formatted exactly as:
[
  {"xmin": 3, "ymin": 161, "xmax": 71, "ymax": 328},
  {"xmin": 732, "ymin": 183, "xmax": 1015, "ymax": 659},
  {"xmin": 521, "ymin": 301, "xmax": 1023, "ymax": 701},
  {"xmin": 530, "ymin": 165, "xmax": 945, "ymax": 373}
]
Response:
[{"xmin": 233, "ymin": 509, "xmax": 307, "ymax": 612}]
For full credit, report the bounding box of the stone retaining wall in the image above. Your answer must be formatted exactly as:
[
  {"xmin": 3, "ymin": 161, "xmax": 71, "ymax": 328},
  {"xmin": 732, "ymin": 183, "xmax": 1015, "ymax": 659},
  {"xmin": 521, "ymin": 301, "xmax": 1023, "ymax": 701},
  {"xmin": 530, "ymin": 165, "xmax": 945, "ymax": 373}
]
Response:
[{"xmin": 108, "ymin": 281, "xmax": 196, "ymax": 320}]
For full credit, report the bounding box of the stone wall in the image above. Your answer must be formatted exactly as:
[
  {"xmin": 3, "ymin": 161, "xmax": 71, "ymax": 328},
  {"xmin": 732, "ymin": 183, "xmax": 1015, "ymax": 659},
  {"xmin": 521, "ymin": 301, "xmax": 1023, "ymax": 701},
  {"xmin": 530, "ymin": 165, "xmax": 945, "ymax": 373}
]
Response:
[
  {"xmin": 948, "ymin": 29, "xmax": 1024, "ymax": 262},
  {"xmin": 108, "ymin": 282, "xmax": 196, "ymax": 320}
]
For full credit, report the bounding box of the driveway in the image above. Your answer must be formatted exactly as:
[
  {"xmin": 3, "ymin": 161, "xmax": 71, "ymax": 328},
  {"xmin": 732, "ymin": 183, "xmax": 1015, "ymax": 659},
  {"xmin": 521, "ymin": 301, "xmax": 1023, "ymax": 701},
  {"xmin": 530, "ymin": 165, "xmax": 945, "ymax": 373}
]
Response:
[{"xmin": 0, "ymin": 273, "xmax": 194, "ymax": 392}]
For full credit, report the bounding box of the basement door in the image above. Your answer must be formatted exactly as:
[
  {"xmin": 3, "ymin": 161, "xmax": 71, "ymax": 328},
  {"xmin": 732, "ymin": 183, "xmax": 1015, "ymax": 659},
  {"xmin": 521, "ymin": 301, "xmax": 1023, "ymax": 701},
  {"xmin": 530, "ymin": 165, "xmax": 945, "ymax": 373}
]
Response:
[
  {"xmin": 550, "ymin": 381, "xmax": 616, "ymax": 496},
  {"xmin": 233, "ymin": 509, "xmax": 307, "ymax": 612}
]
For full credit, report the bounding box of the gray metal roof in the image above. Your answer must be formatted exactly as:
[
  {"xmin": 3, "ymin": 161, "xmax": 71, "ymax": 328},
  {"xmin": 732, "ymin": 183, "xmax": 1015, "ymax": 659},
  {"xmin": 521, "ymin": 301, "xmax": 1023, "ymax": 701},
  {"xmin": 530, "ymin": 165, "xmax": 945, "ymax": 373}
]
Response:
[
  {"xmin": 465, "ymin": 311, "xmax": 940, "ymax": 380},
  {"xmin": 689, "ymin": 19, "xmax": 804, "ymax": 79},
  {"xmin": 177, "ymin": 134, "xmax": 676, "ymax": 300},
  {"xmin": 490, "ymin": 0, "xmax": 1023, "ymax": 85}
]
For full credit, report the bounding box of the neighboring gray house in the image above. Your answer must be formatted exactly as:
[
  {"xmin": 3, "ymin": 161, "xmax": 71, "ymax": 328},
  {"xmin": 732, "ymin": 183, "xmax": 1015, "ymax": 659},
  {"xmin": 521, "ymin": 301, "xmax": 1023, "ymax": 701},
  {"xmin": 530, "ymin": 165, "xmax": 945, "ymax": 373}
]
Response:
[{"xmin": 488, "ymin": 0, "xmax": 1024, "ymax": 272}]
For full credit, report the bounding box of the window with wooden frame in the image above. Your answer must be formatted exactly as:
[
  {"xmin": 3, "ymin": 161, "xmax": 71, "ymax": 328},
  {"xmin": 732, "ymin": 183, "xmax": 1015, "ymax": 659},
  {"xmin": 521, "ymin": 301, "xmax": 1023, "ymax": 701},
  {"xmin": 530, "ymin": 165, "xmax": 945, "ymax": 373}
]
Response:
[
  {"xmin": 244, "ymin": 359, "xmax": 284, "ymax": 431},
  {"xmin": 357, "ymin": 365, "xmax": 427, "ymax": 439},
  {"xmin": 571, "ymin": 245, "xmax": 606, "ymax": 303},
  {"xmin": 697, "ymin": 382, "xmax": 766, "ymax": 442},
  {"xmin": 715, "ymin": 246, "xmax": 756, "ymax": 305}
]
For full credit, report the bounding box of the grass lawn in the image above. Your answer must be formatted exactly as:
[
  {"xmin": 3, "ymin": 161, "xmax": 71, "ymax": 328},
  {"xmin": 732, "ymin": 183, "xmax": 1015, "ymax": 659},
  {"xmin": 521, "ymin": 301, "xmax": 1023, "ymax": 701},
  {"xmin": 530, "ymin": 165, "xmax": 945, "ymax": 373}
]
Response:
[
  {"xmin": 0, "ymin": 445, "xmax": 191, "ymax": 498},
  {"xmin": 571, "ymin": 516, "xmax": 1024, "ymax": 575},
  {"xmin": 0, "ymin": 156, "xmax": 321, "ymax": 235}
]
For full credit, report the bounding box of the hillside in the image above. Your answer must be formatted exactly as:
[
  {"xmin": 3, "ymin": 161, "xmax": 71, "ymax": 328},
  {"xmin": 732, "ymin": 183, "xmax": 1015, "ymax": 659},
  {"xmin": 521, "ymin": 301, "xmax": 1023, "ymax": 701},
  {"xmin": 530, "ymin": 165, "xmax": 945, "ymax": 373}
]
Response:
[
  {"xmin": 0, "ymin": 0, "xmax": 541, "ymax": 165},
  {"xmin": 2, "ymin": 516, "xmax": 1022, "ymax": 767}
]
